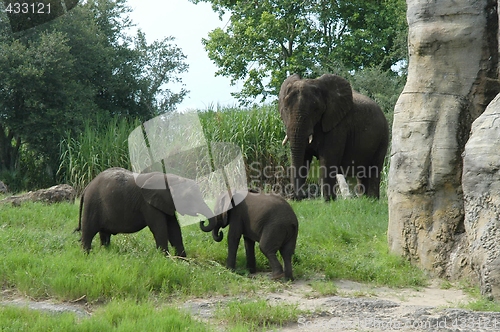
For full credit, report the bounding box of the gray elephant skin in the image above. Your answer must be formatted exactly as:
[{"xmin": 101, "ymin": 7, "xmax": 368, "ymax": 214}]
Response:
[
  {"xmin": 279, "ymin": 74, "xmax": 389, "ymax": 200},
  {"xmin": 200, "ymin": 190, "xmax": 298, "ymax": 280},
  {"xmin": 76, "ymin": 167, "xmax": 213, "ymax": 256}
]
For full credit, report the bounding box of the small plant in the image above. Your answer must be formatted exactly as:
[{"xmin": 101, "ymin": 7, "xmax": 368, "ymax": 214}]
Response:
[
  {"xmin": 215, "ymin": 299, "xmax": 301, "ymax": 330},
  {"xmin": 308, "ymin": 280, "xmax": 338, "ymax": 297}
]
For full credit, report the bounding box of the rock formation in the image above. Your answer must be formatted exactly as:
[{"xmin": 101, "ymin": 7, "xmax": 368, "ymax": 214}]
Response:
[
  {"xmin": 0, "ymin": 184, "xmax": 76, "ymax": 206},
  {"xmin": 463, "ymin": 93, "xmax": 500, "ymax": 299},
  {"xmin": 388, "ymin": 0, "xmax": 499, "ymax": 284}
]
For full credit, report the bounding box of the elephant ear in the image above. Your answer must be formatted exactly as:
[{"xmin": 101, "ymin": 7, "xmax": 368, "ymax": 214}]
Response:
[
  {"xmin": 136, "ymin": 172, "xmax": 176, "ymax": 216},
  {"xmin": 278, "ymin": 74, "xmax": 301, "ymax": 128},
  {"xmin": 318, "ymin": 74, "xmax": 354, "ymax": 132},
  {"xmin": 165, "ymin": 174, "xmax": 208, "ymax": 217}
]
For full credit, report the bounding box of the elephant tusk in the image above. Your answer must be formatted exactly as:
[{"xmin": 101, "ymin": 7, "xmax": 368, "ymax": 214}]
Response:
[
  {"xmin": 282, "ymin": 135, "xmax": 288, "ymax": 145},
  {"xmin": 309, "ymin": 134, "xmax": 313, "ymax": 144}
]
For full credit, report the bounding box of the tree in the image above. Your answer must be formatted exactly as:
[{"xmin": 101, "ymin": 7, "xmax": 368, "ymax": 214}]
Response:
[
  {"xmin": 0, "ymin": 0, "xmax": 188, "ymax": 189},
  {"xmin": 191, "ymin": 0, "xmax": 407, "ymax": 104}
]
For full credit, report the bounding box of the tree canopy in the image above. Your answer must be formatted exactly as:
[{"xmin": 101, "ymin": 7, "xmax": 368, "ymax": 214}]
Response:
[
  {"xmin": 191, "ymin": 0, "xmax": 407, "ymax": 104},
  {"xmin": 0, "ymin": 0, "xmax": 188, "ymax": 188}
]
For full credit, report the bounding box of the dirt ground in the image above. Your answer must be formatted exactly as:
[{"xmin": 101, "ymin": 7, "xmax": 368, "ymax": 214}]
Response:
[{"xmin": 3, "ymin": 279, "xmax": 500, "ymax": 331}]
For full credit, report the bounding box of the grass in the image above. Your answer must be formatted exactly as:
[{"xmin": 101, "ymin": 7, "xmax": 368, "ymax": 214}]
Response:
[
  {"xmin": 0, "ymin": 197, "xmax": 431, "ymax": 330},
  {"xmin": 58, "ymin": 106, "xmax": 290, "ymax": 196},
  {"xmin": 0, "ymin": 300, "xmax": 211, "ymax": 332},
  {"xmin": 215, "ymin": 299, "xmax": 301, "ymax": 330},
  {"xmin": 58, "ymin": 116, "xmax": 141, "ymax": 195}
]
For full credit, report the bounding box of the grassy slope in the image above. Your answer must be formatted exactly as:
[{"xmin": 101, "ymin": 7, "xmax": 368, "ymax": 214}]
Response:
[{"xmin": 0, "ymin": 197, "xmax": 428, "ymax": 330}]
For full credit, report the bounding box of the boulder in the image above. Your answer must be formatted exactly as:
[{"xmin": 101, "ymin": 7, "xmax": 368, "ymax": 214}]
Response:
[
  {"xmin": 0, "ymin": 184, "xmax": 76, "ymax": 206},
  {"xmin": 462, "ymin": 93, "xmax": 500, "ymax": 299}
]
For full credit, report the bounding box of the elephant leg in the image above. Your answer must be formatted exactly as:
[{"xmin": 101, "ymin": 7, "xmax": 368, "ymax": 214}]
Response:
[
  {"xmin": 319, "ymin": 157, "xmax": 337, "ymax": 201},
  {"xmin": 146, "ymin": 213, "xmax": 171, "ymax": 255},
  {"xmin": 80, "ymin": 219, "xmax": 99, "ymax": 253},
  {"xmin": 363, "ymin": 176, "xmax": 381, "ymax": 199},
  {"xmin": 259, "ymin": 232, "xmax": 284, "ymax": 279},
  {"xmin": 226, "ymin": 232, "xmax": 241, "ymax": 271},
  {"xmin": 364, "ymin": 145, "xmax": 387, "ymax": 199},
  {"xmin": 99, "ymin": 231, "xmax": 111, "ymax": 247},
  {"xmin": 166, "ymin": 215, "xmax": 186, "ymax": 257},
  {"xmin": 243, "ymin": 236, "xmax": 257, "ymax": 274},
  {"xmin": 280, "ymin": 240, "xmax": 296, "ymax": 281}
]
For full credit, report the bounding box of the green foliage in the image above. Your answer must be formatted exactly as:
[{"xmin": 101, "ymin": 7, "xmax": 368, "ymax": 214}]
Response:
[
  {"xmin": 199, "ymin": 105, "xmax": 290, "ymax": 190},
  {"xmin": 58, "ymin": 116, "xmax": 141, "ymax": 194},
  {"xmin": 0, "ymin": 0, "xmax": 188, "ymax": 190},
  {"xmin": 58, "ymin": 103, "xmax": 391, "ymax": 196},
  {"xmin": 192, "ymin": 0, "xmax": 407, "ymax": 104}
]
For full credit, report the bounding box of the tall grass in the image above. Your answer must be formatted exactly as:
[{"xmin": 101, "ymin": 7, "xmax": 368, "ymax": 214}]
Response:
[
  {"xmin": 58, "ymin": 116, "xmax": 141, "ymax": 194},
  {"xmin": 58, "ymin": 106, "xmax": 291, "ymax": 194},
  {"xmin": 199, "ymin": 104, "xmax": 290, "ymax": 190}
]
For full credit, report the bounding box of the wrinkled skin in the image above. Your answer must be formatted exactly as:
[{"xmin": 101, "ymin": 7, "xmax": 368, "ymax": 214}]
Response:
[
  {"xmin": 200, "ymin": 190, "xmax": 298, "ymax": 281},
  {"xmin": 279, "ymin": 74, "xmax": 389, "ymax": 200},
  {"xmin": 76, "ymin": 167, "xmax": 213, "ymax": 256}
]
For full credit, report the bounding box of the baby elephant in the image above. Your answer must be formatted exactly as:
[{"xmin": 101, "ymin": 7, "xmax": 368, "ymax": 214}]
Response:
[{"xmin": 200, "ymin": 190, "xmax": 298, "ymax": 280}]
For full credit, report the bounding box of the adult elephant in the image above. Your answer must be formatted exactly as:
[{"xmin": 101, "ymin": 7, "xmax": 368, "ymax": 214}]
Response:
[
  {"xmin": 76, "ymin": 167, "xmax": 214, "ymax": 256},
  {"xmin": 279, "ymin": 74, "xmax": 389, "ymax": 200}
]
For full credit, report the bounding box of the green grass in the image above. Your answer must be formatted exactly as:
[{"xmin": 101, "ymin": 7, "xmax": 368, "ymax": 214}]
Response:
[
  {"xmin": 0, "ymin": 197, "xmax": 431, "ymax": 330},
  {"xmin": 215, "ymin": 299, "xmax": 301, "ymax": 330},
  {"xmin": 58, "ymin": 116, "xmax": 141, "ymax": 195},
  {"xmin": 290, "ymin": 198, "xmax": 422, "ymax": 286},
  {"xmin": 58, "ymin": 106, "xmax": 290, "ymax": 196},
  {"xmin": 0, "ymin": 300, "xmax": 211, "ymax": 331}
]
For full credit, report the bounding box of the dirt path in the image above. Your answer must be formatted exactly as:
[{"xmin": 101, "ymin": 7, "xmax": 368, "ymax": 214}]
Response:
[
  {"xmin": 4, "ymin": 280, "xmax": 500, "ymax": 331},
  {"xmin": 274, "ymin": 280, "xmax": 500, "ymax": 331},
  {"xmin": 184, "ymin": 279, "xmax": 500, "ymax": 331}
]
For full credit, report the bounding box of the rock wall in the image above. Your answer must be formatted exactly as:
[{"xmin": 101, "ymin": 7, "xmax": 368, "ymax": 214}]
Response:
[
  {"xmin": 388, "ymin": 0, "xmax": 499, "ymax": 279},
  {"xmin": 463, "ymin": 93, "xmax": 500, "ymax": 299}
]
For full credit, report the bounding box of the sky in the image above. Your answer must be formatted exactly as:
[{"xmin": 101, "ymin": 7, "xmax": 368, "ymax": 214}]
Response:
[{"xmin": 126, "ymin": 0, "xmax": 240, "ymax": 111}]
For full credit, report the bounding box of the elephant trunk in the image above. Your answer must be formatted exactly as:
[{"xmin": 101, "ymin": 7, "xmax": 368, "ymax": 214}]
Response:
[
  {"xmin": 199, "ymin": 216, "xmax": 216, "ymax": 232},
  {"xmin": 212, "ymin": 225, "xmax": 223, "ymax": 242},
  {"xmin": 200, "ymin": 216, "xmax": 224, "ymax": 242},
  {"xmin": 291, "ymin": 148, "xmax": 308, "ymax": 200},
  {"xmin": 288, "ymin": 123, "xmax": 310, "ymax": 200}
]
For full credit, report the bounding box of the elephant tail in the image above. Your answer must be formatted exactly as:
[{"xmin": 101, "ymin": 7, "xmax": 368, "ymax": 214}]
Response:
[{"xmin": 74, "ymin": 190, "xmax": 84, "ymax": 233}]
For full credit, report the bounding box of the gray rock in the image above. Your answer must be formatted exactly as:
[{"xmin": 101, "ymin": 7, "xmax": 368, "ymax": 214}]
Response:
[
  {"xmin": 0, "ymin": 184, "xmax": 76, "ymax": 206},
  {"xmin": 387, "ymin": 0, "xmax": 499, "ymax": 284},
  {"xmin": 462, "ymin": 93, "xmax": 500, "ymax": 299}
]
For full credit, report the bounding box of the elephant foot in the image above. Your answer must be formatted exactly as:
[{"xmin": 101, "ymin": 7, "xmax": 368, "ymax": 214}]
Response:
[{"xmin": 271, "ymin": 272, "xmax": 285, "ymax": 280}]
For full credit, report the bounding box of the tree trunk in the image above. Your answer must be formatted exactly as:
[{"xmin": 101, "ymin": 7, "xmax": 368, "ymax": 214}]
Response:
[
  {"xmin": 388, "ymin": 0, "xmax": 499, "ymax": 279},
  {"xmin": 0, "ymin": 124, "xmax": 21, "ymax": 172}
]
